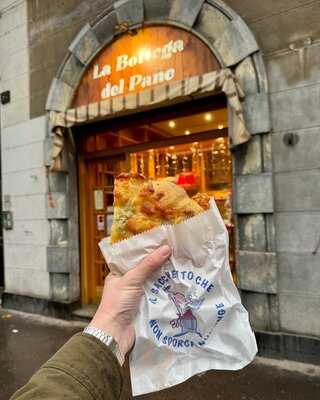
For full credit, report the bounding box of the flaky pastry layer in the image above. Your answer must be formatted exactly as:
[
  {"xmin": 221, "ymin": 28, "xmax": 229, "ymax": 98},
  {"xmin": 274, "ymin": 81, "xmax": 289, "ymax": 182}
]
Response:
[{"xmin": 110, "ymin": 173, "xmax": 210, "ymax": 244}]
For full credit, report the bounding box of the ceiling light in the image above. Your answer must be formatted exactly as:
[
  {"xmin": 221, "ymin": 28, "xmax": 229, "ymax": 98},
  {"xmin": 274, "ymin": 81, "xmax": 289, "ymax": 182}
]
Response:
[
  {"xmin": 169, "ymin": 120, "xmax": 176, "ymax": 128},
  {"xmin": 204, "ymin": 113, "xmax": 212, "ymax": 122},
  {"xmin": 169, "ymin": 146, "xmax": 175, "ymax": 150},
  {"xmin": 185, "ymin": 130, "xmax": 190, "ymax": 135},
  {"xmin": 218, "ymin": 124, "xmax": 224, "ymax": 130}
]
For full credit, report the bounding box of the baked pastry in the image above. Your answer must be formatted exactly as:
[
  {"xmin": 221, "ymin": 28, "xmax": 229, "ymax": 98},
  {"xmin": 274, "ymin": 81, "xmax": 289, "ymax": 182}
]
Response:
[
  {"xmin": 110, "ymin": 173, "xmax": 210, "ymax": 243},
  {"xmin": 192, "ymin": 192, "xmax": 211, "ymax": 211}
]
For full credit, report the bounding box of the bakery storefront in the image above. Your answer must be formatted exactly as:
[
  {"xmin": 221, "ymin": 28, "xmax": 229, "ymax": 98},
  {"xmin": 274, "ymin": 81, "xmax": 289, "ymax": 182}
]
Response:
[{"xmin": 47, "ymin": 1, "xmax": 273, "ymax": 319}]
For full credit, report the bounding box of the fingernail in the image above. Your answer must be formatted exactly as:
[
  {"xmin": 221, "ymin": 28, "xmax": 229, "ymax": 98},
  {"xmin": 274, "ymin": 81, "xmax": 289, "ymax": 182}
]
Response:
[{"xmin": 159, "ymin": 245, "xmax": 171, "ymax": 258}]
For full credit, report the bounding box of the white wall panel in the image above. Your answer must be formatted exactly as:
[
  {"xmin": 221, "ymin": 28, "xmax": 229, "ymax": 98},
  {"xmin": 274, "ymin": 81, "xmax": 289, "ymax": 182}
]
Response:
[{"xmin": 5, "ymin": 267, "xmax": 50, "ymax": 298}]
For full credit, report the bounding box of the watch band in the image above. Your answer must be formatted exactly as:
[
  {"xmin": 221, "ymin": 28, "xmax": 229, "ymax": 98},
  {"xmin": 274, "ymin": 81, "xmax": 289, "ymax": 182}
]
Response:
[{"xmin": 83, "ymin": 326, "xmax": 125, "ymax": 366}]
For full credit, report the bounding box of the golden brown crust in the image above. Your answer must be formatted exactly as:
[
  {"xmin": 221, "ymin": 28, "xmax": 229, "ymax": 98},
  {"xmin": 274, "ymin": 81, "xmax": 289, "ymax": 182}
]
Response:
[
  {"xmin": 110, "ymin": 173, "xmax": 210, "ymax": 243},
  {"xmin": 114, "ymin": 173, "xmax": 146, "ymax": 206},
  {"xmin": 192, "ymin": 193, "xmax": 211, "ymax": 211}
]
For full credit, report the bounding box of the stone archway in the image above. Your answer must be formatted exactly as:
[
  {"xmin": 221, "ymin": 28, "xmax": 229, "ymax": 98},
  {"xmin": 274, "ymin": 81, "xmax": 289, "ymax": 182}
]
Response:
[
  {"xmin": 47, "ymin": 0, "xmax": 270, "ymax": 135},
  {"xmin": 45, "ymin": 0, "xmax": 277, "ymax": 331}
]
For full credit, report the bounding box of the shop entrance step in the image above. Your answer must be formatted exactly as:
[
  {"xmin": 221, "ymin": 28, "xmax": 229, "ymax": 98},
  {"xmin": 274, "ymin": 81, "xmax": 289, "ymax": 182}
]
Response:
[{"xmin": 72, "ymin": 305, "xmax": 97, "ymax": 322}]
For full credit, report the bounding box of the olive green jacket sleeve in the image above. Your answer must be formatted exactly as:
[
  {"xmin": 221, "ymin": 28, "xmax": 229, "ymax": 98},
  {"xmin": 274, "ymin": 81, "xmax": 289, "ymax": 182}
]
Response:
[{"xmin": 10, "ymin": 333, "xmax": 123, "ymax": 400}]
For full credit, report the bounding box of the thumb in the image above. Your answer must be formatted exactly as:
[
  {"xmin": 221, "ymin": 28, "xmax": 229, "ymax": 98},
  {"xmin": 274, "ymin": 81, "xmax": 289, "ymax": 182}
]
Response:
[{"xmin": 124, "ymin": 245, "xmax": 171, "ymax": 286}]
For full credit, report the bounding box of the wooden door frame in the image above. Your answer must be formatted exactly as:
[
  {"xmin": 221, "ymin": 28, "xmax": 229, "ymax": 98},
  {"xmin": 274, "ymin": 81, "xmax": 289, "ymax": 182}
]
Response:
[
  {"xmin": 76, "ymin": 95, "xmax": 228, "ymax": 305},
  {"xmin": 78, "ymin": 153, "xmax": 127, "ymax": 304},
  {"xmin": 78, "ymin": 155, "xmax": 91, "ymax": 305},
  {"xmin": 82, "ymin": 128, "xmax": 227, "ymax": 161}
]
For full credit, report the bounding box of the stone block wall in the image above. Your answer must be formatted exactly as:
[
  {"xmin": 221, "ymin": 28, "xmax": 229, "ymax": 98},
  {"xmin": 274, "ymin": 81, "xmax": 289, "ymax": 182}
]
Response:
[
  {"xmin": 28, "ymin": 0, "xmax": 113, "ymax": 119},
  {"xmin": 268, "ymin": 47, "xmax": 320, "ymax": 337},
  {"xmin": 0, "ymin": 0, "xmax": 29, "ymax": 127},
  {"xmin": 225, "ymin": 0, "xmax": 320, "ymax": 337},
  {"xmin": 0, "ymin": 1, "xmax": 50, "ymax": 299},
  {"xmin": 1, "ymin": 116, "xmax": 50, "ymax": 298}
]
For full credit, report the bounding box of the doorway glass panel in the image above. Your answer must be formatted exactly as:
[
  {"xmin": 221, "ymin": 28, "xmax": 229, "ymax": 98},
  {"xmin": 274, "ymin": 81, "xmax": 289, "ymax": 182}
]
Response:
[{"xmin": 81, "ymin": 105, "xmax": 236, "ymax": 304}]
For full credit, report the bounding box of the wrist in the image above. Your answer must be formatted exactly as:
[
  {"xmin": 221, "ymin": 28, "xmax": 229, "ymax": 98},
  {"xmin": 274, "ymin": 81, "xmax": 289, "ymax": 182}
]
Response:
[
  {"xmin": 89, "ymin": 313, "xmax": 131, "ymax": 357},
  {"xmin": 83, "ymin": 326, "xmax": 125, "ymax": 366}
]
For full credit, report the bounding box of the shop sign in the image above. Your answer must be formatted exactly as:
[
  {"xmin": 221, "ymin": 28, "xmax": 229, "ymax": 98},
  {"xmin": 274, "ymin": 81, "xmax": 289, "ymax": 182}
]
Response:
[
  {"xmin": 72, "ymin": 26, "xmax": 219, "ymax": 108},
  {"xmin": 94, "ymin": 39, "xmax": 184, "ymax": 98}
]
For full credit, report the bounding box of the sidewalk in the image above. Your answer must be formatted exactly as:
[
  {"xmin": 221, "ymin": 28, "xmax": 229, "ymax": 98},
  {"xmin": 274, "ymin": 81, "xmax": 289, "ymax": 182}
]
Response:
[{"xmin": 1, "ymin": 308, "xmax": 319, "ymax": 400}]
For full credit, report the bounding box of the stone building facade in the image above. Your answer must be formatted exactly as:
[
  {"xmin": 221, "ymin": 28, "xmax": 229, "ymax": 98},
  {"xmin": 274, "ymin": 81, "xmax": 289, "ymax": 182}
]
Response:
[{"xmin": 0, "ymin": 0, "xmax": 319, "ymax": 363}]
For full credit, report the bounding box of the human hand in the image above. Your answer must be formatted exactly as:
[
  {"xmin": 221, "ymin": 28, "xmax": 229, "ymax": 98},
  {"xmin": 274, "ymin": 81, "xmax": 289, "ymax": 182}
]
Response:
[{"xmin": 89, "ymin": 245, "xmax": 171, "ymax": 358}]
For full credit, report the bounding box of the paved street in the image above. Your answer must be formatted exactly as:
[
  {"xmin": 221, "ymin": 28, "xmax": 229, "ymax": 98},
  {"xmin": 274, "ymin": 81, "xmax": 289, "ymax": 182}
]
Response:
[{"xmin": 1, "ymin": 308, "xmax": 319, "ymax": 400}]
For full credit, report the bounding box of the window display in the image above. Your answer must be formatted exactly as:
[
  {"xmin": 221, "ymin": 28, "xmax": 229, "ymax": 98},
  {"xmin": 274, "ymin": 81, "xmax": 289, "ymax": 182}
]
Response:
[
  {"xmin": 130, "ymin": 136, "xmax": 235, "ymax": 279},
  {"xmin": 80, "ymin": 105, "xmax": 236, "ymax": 303}
]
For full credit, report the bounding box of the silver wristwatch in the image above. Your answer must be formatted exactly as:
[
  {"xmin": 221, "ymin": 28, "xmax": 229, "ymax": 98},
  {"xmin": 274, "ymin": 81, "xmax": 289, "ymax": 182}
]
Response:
[{"xmin": 83, "ymin": 326, "xmax": 125, "ymax": 366}]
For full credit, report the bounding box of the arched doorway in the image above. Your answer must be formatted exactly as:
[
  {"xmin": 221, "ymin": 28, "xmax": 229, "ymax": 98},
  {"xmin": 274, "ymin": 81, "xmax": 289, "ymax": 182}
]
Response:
[{"xmin": 46, "ymin": 0, "xmax": 275, "ymax": 315}]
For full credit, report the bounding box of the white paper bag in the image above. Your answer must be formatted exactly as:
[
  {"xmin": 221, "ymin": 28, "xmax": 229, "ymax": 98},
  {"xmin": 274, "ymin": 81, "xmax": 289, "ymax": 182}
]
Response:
[{"xmin": 99, "ymin": 200, "xmax": 257, "ymax": 396}]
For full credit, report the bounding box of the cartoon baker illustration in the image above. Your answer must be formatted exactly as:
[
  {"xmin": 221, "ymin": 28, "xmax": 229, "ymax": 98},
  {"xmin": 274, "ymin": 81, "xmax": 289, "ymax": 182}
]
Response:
[{"xmin": 164, "ymin": 286, "xmax": 203, "ymax": 338}]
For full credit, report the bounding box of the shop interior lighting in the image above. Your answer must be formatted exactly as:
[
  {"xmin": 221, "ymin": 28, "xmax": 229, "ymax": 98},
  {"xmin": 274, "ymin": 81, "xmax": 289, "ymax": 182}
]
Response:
[
  {"xmin": 185, "ymin": 130, "xmax": 190, "ymax": 135},
  {"xmin": 204, "ymin": 113, "xmax": 212, "ymax": 122},
  {"xmin": 169, "ymin": 120, "xmax": 176, "ymax": 128},
  {"xmin": 169, "ymin": 145, "xmax": 175, "ymax": 150},
  {"xmin": 218, "ymin": 124, "xmax": 224, "ymax": 130}
]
